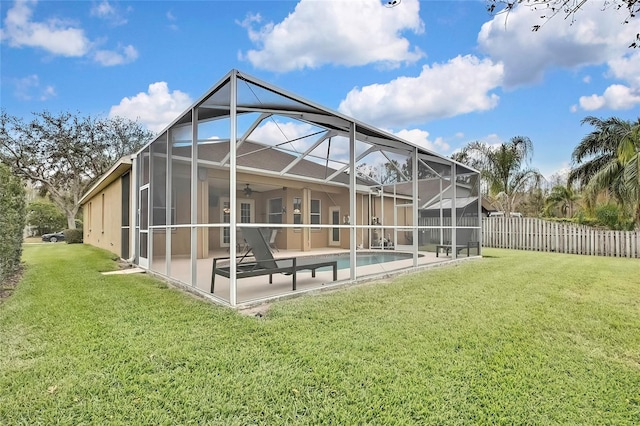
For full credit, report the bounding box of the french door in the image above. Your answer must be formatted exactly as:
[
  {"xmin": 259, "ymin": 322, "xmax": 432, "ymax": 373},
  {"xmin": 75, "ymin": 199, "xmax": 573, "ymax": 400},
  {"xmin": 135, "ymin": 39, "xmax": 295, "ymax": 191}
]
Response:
[{"xmin": 220, "ymin": 198, "xmax": 255, "ymax": 247}]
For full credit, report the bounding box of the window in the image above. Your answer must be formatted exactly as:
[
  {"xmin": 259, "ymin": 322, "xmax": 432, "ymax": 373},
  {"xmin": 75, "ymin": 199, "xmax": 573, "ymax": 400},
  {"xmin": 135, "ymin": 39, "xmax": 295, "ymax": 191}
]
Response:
[
  {"xmin": 268, "ymin": 198, "xmax": 283, "ymax": 224},
  {"xmin": 293, "ymin": 197, "xmax": 302, "ymax": 228},
  {"xmin": 101, "ymin": 193, "xmax": 105, "ymax": 233},
  {"xmin": 240, "ymin": 202, "xmax": 252, "ymax": 224},
  {"xmin": 88, "ymin": 202, "xmax": 92, "ymax": 231},
  {"xmin": 311, "ymin": 199, "xmax": 320, "ymax": 230}
]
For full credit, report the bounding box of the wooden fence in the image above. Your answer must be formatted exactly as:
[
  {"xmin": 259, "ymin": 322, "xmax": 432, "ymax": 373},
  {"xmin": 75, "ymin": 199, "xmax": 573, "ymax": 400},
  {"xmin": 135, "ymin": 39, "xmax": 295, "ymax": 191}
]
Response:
[{"xmin": 483, "ymin": 217, "xmax": 640, "ymax": 258}]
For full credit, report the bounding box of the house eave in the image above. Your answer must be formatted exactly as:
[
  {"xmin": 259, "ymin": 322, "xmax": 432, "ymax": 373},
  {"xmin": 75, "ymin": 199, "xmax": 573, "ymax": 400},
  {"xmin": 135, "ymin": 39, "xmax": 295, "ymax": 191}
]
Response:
[{"xmin": 79, "ymin": 157, "xmax": 133, "ymax": 205}]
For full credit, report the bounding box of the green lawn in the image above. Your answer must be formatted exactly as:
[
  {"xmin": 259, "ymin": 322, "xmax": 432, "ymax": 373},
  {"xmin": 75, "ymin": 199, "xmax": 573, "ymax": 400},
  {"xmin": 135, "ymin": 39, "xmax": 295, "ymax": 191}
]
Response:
[{"xmin": 1, "ymin": 244, "xmax": 639, "ymax": 425}]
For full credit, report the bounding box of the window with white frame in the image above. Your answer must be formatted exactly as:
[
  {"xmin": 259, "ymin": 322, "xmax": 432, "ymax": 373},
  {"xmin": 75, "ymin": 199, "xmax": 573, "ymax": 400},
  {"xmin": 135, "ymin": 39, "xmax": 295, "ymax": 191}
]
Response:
[
  {"xmin": 268, "ymin": 198, "xmax": 283, "ymax": 225},
  {"xmin": 293, "ymin": 197, "xmax": 302, "ymax": 229},
  {"xmin": 311, "ymin": 199, "xmax": 320, "ymax": 230}
]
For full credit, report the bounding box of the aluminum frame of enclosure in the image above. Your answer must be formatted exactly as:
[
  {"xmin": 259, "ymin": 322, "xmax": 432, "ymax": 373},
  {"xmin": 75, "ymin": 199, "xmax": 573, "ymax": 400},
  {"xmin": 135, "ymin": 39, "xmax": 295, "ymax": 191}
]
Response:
[{"xmin": 133, "ymin": 69, "xmax": 481, "ymax": 307}]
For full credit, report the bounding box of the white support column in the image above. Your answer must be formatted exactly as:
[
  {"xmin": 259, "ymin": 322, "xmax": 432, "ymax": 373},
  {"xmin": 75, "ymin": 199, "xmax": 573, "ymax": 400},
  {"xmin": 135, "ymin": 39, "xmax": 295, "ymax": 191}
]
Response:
[
  {"xmin": 349, "ymin": 122, "xmax": 357, "ymax": 281},
  {"xmin": 190, "ymin": 107, "xmax": 198, "ymax": 286},
  {"xmin": 130, "ymin": 154, "xmax": 138, "ymax": 264},
  {"xmin": 451, "ymin": 163, "xmax": 457, "ymax": 260},
  {"xmin": 229, "ymin": 71, "xmax": 238, "ymax": 306},
  {"xmin": 439, "ymin": 178, "xmax": 443, "ymax": 245},
  {"xmin": 412, "ymin": 148, "xmax": 418, "ymax": 266},
  {"xmin": 393, "ymin": 185, "xmax": 397, "ymax": 247},
  {"xmin": 477, "ymin": 174, "xmax": 482, "ymax": 257},
  {"xmin": 165, "ymin": 130, "xmax": 172, "ymax": 277}
]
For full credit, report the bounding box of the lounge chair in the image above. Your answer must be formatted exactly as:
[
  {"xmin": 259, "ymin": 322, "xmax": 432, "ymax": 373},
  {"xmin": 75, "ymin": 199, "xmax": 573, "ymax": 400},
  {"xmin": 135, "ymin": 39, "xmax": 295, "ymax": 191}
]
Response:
[
  {"xmin": 211, "ymin": 227, "xmax": 338, "ymax": 293},
  {"xmin": 435, "ymin": 228, "xmax": 480, "ymax": 257}
]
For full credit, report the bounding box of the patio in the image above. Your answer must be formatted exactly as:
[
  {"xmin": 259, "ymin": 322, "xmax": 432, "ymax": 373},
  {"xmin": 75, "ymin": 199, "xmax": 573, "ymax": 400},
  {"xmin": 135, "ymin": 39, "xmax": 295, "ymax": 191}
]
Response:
[{"xmin": 150, "ymin": 246, "xmax": 472, "ymax": 305}]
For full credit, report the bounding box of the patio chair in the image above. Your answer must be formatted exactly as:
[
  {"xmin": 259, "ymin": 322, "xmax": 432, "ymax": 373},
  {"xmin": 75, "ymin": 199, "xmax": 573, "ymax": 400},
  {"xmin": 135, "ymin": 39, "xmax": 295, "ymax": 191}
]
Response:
[
  {"xmin": 435, "ymin": 228, "xmax": 480, "ymax": 257},
  {"xmin": 211, "ymin": 227, "xmax": 338, "ymax": 293}
]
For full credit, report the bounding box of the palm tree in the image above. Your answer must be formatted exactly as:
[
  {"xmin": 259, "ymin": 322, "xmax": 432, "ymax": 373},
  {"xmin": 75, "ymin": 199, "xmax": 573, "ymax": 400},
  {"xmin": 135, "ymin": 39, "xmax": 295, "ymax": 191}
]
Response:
[
  {"xmin": 568, "ymin": 116, "xmax": 640, "ymax": 227},
  {"xmin": 544, "ymin": 185, "xmax": 580, "ymax": 218},
  {"xmin": 456, "ymin": 136, "xmax": 542, "ymax": 215}
]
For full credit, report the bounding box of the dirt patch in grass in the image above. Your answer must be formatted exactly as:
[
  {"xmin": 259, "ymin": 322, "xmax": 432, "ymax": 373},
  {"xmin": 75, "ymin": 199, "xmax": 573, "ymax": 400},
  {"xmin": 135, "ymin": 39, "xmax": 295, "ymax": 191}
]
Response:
[
  {"xmin": 239, "ymin": 303, "xmax": 272, "ymax": 318},
  {"xmin": 0, "ymin": 265, "xmax": 24, "ymax": 304}
]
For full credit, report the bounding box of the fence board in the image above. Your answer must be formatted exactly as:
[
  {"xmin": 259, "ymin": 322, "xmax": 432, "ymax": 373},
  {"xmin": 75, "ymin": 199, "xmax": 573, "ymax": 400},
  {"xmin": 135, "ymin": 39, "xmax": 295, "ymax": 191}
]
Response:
[{"xmin": 483, "ymin": 217, "xmax": 639, "ymax": 258}]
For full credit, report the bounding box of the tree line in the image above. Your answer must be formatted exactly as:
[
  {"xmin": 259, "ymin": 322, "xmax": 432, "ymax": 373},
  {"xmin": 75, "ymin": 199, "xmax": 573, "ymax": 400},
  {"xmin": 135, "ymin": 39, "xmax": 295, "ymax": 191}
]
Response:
[
  {"xmin": 1, "ymin": 109, "xmax": 638, "ymax": 235},
  {"xmin": 455, "ymin": 116, "xmax": 640, "ymax": 230}
]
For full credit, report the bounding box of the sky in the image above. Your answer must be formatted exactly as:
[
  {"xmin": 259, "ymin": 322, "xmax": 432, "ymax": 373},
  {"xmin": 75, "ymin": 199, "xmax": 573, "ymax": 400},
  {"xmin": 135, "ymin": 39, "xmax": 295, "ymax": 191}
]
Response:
[{"xmin": 1, "ymin": 0, "xmax": 639, "ymax": 181}]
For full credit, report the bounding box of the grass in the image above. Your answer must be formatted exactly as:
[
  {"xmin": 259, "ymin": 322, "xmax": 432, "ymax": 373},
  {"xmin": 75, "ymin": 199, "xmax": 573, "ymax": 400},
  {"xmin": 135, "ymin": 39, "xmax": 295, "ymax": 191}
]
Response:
[{"xmin": 1, "ymin": 244, "xmax": 639, "ymax": 425}]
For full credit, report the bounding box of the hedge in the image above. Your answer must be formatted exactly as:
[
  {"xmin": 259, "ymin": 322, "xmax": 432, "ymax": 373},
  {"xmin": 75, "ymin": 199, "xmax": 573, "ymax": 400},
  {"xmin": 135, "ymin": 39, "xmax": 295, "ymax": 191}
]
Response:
[{"xmin": 0, "ymin": 163, "xmax": 26, "ymax": 282}]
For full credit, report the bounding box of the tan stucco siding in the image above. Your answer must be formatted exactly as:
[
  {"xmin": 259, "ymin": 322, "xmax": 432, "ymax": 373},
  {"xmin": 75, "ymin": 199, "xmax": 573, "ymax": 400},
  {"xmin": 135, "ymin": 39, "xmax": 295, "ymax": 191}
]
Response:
[{"xmin": 83, "ymin": 178, "xmax": 122, "ymax": 256}]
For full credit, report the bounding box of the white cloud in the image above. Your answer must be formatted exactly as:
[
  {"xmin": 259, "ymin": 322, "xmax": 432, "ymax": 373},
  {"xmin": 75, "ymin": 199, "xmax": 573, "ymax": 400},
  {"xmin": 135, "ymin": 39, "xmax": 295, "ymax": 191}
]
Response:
[
  {"xmin": 576, "ymin": 50, "xmax": 640, "ymax": 111},
  {"xmin": 338, "ymin": 55, "xmax": 504, "ymax": 128},
  {"xmin": 539, "ymin": 162, "xmax": 571, "ymax": 184},
  {"xmin": 166, "ymin": 10, "xmax": 178, "ymax": 31},
  {"xmin": 90, "ymin": 1, "xmax": 127, "ymax": 26},
  {"xmin": 392, "ymin": 128, "xmax": 449, "ymax": 154},
  {"xmin": 93, "ymin": 44, "xmax": 138, "ymax": 66},
  {"xmin": 239, "ymin": 0, "xmax": 424, "ymax": 72},
  {"xmin": 109, "ymin": 82, "xmax": 193, "ymax": 133},
  {"xmin": 40, "ymin": 85, "xmax": 56, "ymax": 100},
  {"xmin": 0, "ymin": 0, "xmax": 137, "ymax": 66},
  {"xmin": 478, "ymin": 3, "xmax": 638, "ymax": 87},
  {"xmin": 608, "ymin": 52, "xmax": 640, "ymax": 87},
  {"xmin": 250, "ymin": 120, "xmax": 320, "ymax": 152},
  {"xmin": 0, "ymin": 0, "xmax": 90, "ymax": 56},
  {"xmin": 13, "ymin": 74, "xmax": 56, "ymax": 101},
  {"xmin": 579, "ymin": 84, "xmax": 640, "ymax": 111},
  {"xmin": 481, "ymin": 133, "xmax": 504, "ymax": 148}
]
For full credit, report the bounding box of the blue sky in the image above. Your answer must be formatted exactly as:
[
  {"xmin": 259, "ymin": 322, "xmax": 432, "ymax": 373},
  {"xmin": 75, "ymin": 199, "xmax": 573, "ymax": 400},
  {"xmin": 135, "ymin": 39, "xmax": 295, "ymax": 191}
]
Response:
[{"xmin": 1, "ymin": 0, "xmax": 639, "ymax": 180}]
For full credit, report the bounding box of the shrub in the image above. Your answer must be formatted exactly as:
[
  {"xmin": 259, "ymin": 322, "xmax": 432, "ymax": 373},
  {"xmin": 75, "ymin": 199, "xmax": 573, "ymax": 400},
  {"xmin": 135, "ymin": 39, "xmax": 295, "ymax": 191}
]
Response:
[
  {"xmin": 0, "ymin": 163, "xmax": 26, "ymax": 282},
  {"xmin": 595, "ymin": 204, "xmax": 635, "ymax": 231},
  {"xmin": 64, "ymin": 229, "xmax": 83, "ymax": 244}
]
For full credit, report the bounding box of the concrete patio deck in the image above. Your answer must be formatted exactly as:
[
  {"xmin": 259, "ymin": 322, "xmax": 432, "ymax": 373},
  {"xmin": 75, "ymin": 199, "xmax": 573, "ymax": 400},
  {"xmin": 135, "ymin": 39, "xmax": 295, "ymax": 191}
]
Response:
[{"xmin": 148, "ymin": 247, "xmax": 476, "ymax": 306}]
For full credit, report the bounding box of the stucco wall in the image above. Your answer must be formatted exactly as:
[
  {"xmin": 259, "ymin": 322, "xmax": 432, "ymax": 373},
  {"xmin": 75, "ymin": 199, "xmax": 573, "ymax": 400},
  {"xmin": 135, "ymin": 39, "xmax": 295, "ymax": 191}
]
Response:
[{"xmin": 83, "ymin": 178, "xmax": 123, "ymax": 256}]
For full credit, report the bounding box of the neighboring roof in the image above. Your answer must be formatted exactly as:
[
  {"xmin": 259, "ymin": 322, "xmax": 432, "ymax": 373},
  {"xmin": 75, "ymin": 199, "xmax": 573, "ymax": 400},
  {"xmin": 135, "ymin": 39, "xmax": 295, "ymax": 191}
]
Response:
[
  {"xmin": 422, "ymin": 196, "xmax": 498, "ymax": 213},
  {"xmin": 422, "ymin": 197, "xmax": 478, "ymax": 210},
  {"xmin": 481, "ymin": 197, "xmax": 499, "ymax": 212},
  {"xmin": 79, "ymin": 156, "xmax": 132, "ymax": 205}
]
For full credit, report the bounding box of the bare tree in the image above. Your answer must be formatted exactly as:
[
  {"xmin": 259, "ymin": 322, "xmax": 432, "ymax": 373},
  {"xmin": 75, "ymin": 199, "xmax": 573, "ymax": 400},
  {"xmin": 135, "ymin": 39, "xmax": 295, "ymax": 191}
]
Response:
[{"xmin": 0, "ymin": 110, "xmax": 153, "ymax": 229}]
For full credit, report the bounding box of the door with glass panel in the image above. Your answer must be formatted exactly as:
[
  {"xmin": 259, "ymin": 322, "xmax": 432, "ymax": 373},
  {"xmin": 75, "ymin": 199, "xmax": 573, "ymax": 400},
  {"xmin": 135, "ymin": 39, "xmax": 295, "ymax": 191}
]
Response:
[
  {"xmin": 220, "ymin": 198, "xmax": 255, "ymax": 247},
  {"xmin": 329, "ymin": 206, "xmax": 340, "ymax": 246},
  {"xmin": 138, "ymin": 184, "xmax": 149, "ymax": 268}
]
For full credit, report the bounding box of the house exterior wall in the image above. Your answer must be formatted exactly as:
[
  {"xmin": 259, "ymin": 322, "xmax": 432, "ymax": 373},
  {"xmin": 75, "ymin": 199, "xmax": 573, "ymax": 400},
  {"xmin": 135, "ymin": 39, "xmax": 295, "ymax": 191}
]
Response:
[
  {"xmin": 146, "ymin": 173, "xmax": 415, "ymax": 254},
  {"xmin": 83, "ymin": 177, "xmax": 123, "ymax": 256}
]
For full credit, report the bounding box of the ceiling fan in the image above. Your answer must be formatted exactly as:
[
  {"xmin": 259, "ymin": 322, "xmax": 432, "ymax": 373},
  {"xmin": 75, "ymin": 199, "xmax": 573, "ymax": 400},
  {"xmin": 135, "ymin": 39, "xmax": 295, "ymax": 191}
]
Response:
[{"xmin": 243, "ymin": 184, "xmax": 253, "ymax": 197}]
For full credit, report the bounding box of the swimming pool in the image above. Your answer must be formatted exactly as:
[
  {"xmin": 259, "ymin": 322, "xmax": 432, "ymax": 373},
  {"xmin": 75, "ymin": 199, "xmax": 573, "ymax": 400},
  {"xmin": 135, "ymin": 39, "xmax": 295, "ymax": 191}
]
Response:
[{"xmin": 313, "ymin": 251, "xmax": 421, "ymax": 271}]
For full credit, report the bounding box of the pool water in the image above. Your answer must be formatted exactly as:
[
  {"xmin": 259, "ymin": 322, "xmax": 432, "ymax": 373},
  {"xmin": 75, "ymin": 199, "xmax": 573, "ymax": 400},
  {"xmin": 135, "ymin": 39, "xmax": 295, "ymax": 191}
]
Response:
[{"xmin": 315, "ymin": 252, "xmax": 420, "ymax": 271}]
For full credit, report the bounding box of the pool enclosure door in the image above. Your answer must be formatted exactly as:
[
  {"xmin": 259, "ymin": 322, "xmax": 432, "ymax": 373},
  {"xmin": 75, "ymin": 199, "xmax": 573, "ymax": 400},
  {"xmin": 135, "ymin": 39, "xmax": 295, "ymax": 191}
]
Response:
[{"xmin": 138, "ymin": 184, "xmax": 149, "ymax": 269}]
